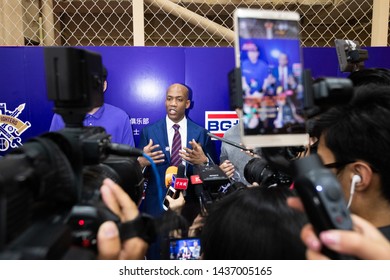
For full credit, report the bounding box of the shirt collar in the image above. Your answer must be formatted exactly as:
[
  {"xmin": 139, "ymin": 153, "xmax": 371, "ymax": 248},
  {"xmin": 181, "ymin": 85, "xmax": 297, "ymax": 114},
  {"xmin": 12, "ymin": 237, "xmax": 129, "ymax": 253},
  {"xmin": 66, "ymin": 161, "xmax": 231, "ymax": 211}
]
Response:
[
  {"xmin": 166, "ymin": 115, "xmax": 187, "ymax": 129},
  {"xmin": 86, "ymin": 104, "xmax": 105, "ymax": 119}
]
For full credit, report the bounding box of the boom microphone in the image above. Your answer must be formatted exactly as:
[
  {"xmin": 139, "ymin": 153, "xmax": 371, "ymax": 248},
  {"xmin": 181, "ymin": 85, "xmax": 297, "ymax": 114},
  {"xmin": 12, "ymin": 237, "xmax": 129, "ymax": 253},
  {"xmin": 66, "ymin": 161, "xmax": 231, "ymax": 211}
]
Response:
[{"xmin": 207, "ymin": 132, "xmax": 254, "ymax": 153}]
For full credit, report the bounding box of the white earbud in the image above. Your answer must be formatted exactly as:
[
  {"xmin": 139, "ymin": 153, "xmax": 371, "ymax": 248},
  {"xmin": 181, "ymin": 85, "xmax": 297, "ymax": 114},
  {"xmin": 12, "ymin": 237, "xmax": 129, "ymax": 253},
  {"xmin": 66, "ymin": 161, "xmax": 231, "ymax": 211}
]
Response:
[{"xmin": 347, "ymin": 174, "xmax": 362, "ymax": 209}]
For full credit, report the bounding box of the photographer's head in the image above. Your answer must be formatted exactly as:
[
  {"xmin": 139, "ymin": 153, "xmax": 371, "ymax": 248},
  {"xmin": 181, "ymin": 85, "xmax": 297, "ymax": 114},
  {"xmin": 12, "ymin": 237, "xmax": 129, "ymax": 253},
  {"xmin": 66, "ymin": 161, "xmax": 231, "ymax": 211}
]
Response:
[
  {"xmin": 348, "ymin": 67, "xmax": 390, "ymax": 87},
  {"xmin": 312, "ymin": 84, "xmax": 390, "ymax": 226},
  {"xmin": 201, "ymin": 186, "xmax": 306, "ymax": 259}
]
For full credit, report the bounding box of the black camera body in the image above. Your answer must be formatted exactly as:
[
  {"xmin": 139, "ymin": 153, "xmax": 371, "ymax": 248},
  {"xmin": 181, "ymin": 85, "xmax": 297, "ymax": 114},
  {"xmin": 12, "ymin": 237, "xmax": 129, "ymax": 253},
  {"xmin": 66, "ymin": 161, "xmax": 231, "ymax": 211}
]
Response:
[
  {"xmin": 192, "ymin": 164, "xmax": 242, "ymax": 216},
  {"xmin": 292, "ymin": 155, "xmax": 354, "ymax": 259}
]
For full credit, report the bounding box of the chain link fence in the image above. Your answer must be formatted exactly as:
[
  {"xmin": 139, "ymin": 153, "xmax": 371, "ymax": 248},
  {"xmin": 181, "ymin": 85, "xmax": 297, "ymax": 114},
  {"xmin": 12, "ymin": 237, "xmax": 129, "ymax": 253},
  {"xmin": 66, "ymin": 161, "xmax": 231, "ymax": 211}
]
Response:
[{"xmin": 0, "ymin": 0, "xmax": 386, "ymax": 47}]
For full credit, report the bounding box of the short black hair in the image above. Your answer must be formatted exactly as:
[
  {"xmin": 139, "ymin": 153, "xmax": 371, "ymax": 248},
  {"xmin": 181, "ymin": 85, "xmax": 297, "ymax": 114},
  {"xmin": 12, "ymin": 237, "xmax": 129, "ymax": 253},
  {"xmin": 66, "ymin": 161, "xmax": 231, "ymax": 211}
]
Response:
[
  {"xmin": 314, "ymin": 84, "xmax": 390, "ymax": 203},
  {"xmin": 201, "ymin": 187, "xmax": 306, "ymax": 260},
  {"xmin": 348, "ymin": 67, "xmax": 390, "ymax": 87},
  {"xmin": 102, "ymin": 66, "xmax": 108, "ymax": 81}
]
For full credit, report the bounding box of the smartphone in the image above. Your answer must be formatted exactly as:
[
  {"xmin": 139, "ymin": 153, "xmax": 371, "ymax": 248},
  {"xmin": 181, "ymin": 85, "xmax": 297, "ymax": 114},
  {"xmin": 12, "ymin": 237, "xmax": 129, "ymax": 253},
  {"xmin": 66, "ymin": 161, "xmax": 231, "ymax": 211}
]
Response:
[
  {"xmin": 168, "ymin": 237, "xmax": 202, "ymax": 260},
  {"xmin": 234, "ymin": 9, "xmax": 309, "ymax": 148},
  {"xmin": 162, "ymin": 186, "xmax": 178, "ymax": 211}
]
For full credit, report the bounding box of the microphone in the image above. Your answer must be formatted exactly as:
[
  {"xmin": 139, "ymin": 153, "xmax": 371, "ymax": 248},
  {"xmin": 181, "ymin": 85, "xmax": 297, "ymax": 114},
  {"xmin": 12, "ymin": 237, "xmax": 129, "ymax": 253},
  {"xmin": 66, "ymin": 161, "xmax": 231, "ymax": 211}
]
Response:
[
  {"xmin": 191, "ymin": 174, "xmax": 212, "ymax": 216},
  {"xmin": 163, "ymin": 166, "xmax": 178, "ymax": 211},
  {"xmin": 172, "ymin": 164, "xmax": 189, "ymax": 191},
  {"xmin": 162, "ymin": 164, "xmax": 188, "ymax": 211},
  {"xmin": 165, "ymin": 166, "xmax": 178, "ymax": 188},
  {"xmin": 207, "ymin": 132, "xmax": 254, "ymax": 153},
  {"xmin": 191, "ymin": 174, "xmax": 204, "ymax": 199}
]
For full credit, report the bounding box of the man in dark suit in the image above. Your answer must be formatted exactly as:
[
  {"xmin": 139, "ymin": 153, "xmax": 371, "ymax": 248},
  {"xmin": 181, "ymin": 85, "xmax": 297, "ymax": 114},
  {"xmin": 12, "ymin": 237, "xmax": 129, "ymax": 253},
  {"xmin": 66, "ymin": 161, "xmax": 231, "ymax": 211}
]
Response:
[
  {"xmin": 271, "ymin": 52, "xmax": 295, "ymax": 91},
  {"xmin": 138, "ymin": 83, "xmax": 217, "ymax": 218}
]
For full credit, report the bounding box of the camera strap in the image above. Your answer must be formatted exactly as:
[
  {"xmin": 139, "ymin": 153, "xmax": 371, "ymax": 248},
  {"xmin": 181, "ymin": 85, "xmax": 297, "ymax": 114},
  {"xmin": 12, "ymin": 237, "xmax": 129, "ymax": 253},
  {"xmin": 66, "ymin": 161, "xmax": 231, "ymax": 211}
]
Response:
[{"xmin": 119, "ymin": 213, "xmax": 157, "ymax": 244}]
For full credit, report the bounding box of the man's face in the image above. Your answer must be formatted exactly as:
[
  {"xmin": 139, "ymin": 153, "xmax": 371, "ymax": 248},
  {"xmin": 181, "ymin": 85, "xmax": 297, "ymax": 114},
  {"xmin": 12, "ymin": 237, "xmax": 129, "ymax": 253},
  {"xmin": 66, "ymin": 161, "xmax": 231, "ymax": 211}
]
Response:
[
  {"xmin": 247, "ymin": 50, "xmax": 259, "ymax": 63},
  {"xmin": 165, "ymin": 84, "xmax": 191, "ymax": 123},
  {"xmin": 278, "ymin": 54, "xmax": 288, "ymax": 67}
]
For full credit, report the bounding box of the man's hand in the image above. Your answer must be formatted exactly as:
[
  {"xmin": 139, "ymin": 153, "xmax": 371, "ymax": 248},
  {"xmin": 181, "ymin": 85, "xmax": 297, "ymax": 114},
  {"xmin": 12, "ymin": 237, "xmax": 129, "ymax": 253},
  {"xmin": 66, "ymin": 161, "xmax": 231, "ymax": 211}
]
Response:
[
  {"xmin": 97, "ymin": 178, "xmax": 148, "ymax": 260},
  {"xmin": 179, "ymin": 139, "xmax": 208, "ymax": 165},
  {"xmin": 138, "ymin": 139, "xmax": 165, "ymax": 167}
]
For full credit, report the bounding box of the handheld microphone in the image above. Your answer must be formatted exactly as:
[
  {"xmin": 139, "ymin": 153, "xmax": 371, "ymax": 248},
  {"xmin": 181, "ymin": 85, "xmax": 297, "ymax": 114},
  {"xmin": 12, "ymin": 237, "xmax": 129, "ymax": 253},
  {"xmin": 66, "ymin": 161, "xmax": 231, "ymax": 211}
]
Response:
[
  {"xmin": 191, "ymin": 174, "xmax": 212, "ymax": 216},
  {"xmin": 165, "ymin": 166, "xmax": 178, "ymax": 188},
  {"xmin": 172, "ymin": 164, "xmax": 189, "ymax": 190},
  {"xmin": 190, "ymin": 174, "xmax": 203, "ymax": 185},
  {"xmin": 162, "ymin": 164, "xmax": 188, "ymax": 211}
]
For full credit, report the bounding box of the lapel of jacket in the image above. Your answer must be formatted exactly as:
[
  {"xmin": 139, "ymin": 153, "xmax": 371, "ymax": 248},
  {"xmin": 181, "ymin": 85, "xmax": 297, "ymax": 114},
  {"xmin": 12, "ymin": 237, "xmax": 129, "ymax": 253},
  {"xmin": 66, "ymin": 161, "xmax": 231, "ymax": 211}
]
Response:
[
  {"xmin": 157, "ymin": 118, "xmax": 170, "ymax": 162},
  {"xmin": 186, "ymin": 119, "xmax": 195, "ymax": 148}
]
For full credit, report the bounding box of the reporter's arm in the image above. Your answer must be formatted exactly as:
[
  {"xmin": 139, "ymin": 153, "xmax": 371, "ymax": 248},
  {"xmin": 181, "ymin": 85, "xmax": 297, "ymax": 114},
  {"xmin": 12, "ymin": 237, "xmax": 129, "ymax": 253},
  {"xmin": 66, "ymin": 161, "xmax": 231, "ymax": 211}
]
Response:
[
  {"xmin": 306, "ymin": 215, "xmax": 390, "ymax": 260},
  {"xmin": 287, "ymin": 197, "xmax": 390, "ymax": 260}
]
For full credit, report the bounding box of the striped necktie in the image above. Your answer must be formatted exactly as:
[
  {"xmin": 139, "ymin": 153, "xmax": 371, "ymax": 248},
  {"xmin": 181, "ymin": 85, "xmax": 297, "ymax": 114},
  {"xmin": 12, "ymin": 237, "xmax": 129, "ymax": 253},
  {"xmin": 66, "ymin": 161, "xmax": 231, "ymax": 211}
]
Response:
[{"xmin": 170, "ymin": 124, "xmax": 181, "ymax": 166}]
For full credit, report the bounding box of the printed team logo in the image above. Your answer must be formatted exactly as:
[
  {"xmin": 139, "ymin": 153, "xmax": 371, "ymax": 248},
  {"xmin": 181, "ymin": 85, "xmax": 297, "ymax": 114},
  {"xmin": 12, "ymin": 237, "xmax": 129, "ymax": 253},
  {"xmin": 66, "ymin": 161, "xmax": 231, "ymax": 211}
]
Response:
[
  {"xmin": 205, "ymin": 111, "xmax": 239, "ymax": 138},
  {"xmin": 0, "ymin": 103, "xmax": 31, "ymax": 152}
]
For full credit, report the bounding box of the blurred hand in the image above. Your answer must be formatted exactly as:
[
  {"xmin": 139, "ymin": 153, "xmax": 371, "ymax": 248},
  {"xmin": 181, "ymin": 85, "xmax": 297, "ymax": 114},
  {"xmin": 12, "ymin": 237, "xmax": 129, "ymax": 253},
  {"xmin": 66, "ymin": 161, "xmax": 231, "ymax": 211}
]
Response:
[
  {"xmin": 287, "ymin": 197, "xmax": 390, "ymax": 260},
  {"xmin": 219, "ymin": 160, "xmax": 235, "ymax": 178},
  {"xmin": 188, "ymin": 214, "xmax": 205, "ymax": 237},
  {"xmin": 97, "ymin": 178, "xmax": 148, "ymax": 260}
]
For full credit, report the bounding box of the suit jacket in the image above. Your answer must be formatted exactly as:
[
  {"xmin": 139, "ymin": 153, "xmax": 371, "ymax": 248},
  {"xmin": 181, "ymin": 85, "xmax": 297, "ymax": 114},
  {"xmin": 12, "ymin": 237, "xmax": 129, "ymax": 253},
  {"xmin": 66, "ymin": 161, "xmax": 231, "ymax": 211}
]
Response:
[
  {"xmin": 272, "ymin": 66, "xmax": 293, "ymax": 90},
  {"xmin": 138, "ymin": 117, "xmax": 217, "ymax": 217}
]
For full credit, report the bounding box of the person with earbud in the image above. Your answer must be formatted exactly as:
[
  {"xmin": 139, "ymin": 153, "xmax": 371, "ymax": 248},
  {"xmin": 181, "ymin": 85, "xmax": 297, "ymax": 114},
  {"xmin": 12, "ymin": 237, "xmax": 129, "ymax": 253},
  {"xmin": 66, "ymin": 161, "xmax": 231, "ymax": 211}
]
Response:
[{"xmin": 309, "ymin": 84, "xmax": 390, "ymax": 240}]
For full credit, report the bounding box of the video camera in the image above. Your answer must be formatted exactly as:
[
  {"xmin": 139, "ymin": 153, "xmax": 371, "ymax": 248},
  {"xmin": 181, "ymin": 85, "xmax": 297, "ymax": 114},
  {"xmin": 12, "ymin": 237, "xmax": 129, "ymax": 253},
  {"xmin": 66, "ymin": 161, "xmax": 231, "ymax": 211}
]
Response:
[
  {"xmin": 335, "ymin": 39, "xmax": 368, "ymax": 72},
  {"xmin": 0, "ymin": 47, "xmax": 144, "ymax": 259},
  {"xmin": 191, "ymin": 162, "xmax": 243, "ymax": 216}
]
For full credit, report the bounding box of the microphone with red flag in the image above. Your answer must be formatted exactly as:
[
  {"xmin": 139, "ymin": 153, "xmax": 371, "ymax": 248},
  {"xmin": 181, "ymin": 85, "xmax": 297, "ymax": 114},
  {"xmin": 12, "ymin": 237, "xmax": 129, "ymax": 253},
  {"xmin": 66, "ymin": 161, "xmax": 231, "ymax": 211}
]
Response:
[
  {"xmin": 162, "ymin": 164, "xmax": 188, "ymax": 211},
  {"xmin": 191, "ymin": 174, "xmax": 212, "ymax": 216}
]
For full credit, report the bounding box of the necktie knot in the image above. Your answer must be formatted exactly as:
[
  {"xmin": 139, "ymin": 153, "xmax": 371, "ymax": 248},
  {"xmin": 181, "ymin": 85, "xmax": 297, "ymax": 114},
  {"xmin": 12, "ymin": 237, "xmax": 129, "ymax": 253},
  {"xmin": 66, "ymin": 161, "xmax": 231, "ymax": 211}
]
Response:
[{"xmin": 173, "ymin": 124, "xmax": 180, "ymax": 131}]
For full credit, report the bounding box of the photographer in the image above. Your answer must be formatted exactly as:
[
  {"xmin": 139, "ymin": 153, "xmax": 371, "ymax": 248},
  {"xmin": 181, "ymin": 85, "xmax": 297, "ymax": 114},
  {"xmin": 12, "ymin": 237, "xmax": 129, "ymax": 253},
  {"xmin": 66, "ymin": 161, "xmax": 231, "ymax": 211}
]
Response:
[{"xmin": 309, "ymin": 84, "xmax": 390, "ymax": 240}]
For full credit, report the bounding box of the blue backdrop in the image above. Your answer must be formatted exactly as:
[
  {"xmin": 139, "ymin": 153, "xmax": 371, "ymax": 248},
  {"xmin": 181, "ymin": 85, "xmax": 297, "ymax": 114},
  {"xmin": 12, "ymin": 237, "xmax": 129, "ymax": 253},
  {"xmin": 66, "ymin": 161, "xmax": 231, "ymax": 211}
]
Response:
[{"xmin": 1, "ymin": 46, "xmax": 390, "ymax": 157}]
